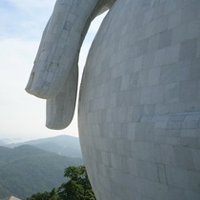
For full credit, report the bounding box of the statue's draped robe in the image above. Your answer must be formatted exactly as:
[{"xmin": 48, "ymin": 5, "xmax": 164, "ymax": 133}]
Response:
[{"xmin": 79, "ymin": 1, "xmax": 200, "ymax": 199}]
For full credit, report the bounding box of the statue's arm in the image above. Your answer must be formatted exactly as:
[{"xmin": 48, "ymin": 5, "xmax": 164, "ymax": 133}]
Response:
[{"xmin": 26, "ymin": 0, "xmax": 116, "ymax": 130}]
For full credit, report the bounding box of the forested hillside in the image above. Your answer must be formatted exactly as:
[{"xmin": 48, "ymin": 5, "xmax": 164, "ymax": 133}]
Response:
[{"xmin": 0, "ymin": 145, "xmax": 83, "ymax": 199}]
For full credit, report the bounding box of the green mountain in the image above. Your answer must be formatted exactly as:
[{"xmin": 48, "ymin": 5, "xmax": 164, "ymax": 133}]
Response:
[
  {"xmin": 6, "ymin": 135, "xmax": 82, "ymax": 158},
  {"xmin": 0, "ymin": 145, "xmax": 83, "ymax": 199}
]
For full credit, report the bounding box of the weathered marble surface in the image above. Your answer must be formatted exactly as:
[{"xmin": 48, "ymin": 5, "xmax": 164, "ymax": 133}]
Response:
[{"xmin": 26, "ymin": 0, "xmax": 200, "ymax": 199}]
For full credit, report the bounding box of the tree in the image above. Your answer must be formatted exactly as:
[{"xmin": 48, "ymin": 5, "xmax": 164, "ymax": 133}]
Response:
[
  {"xmin": 58, "ymin": 166, "xmax": 96, "ymax": 200},
  {"xmin": 25, "ymin": 188, "xmax": 61, "ymax": 200},
  {"xmin": 24, "ymin": 166, "xmax": 96, "ymax": 200}
]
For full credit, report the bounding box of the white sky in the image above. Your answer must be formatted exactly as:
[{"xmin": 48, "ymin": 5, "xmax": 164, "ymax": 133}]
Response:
[{"xmin": 0, "ymin": 0, "xmax": 106, "ymax": 142}]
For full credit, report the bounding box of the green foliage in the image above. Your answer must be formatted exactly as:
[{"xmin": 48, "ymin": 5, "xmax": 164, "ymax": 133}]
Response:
[
  {"xmin": 25, "ymin": 166, "xmax": 96, "ymax": 200},
  {"xmin": 58, "ymin": 180, "xmax": 84, "ymax": 200},
  {"xmin": 25, "ymin": 188, "xmax": 61, "ymax": 200},
  {"xmin": 58, "ymin": 166, "xmax": 96, "ymax": 200}
]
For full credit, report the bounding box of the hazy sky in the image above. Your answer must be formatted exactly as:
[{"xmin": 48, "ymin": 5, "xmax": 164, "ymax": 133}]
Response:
[{"xmin": 0, "ymin": 0, "xmax": 105, "ymax": 142}]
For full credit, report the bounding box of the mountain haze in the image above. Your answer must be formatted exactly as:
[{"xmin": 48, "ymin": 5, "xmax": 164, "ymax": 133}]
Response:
[
  {"xmin": 5, "ymin": 135, "xmax": 82, "ymax": 158},
  {"xmin": 0, "ymin": 145, "xmax": 83, "ymax": 199}
]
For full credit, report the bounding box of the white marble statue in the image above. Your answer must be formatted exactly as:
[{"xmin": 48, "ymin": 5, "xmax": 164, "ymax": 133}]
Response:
[{"xmin": 26, "ymin": 0, "xmax": 200, "ymax": 199}]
